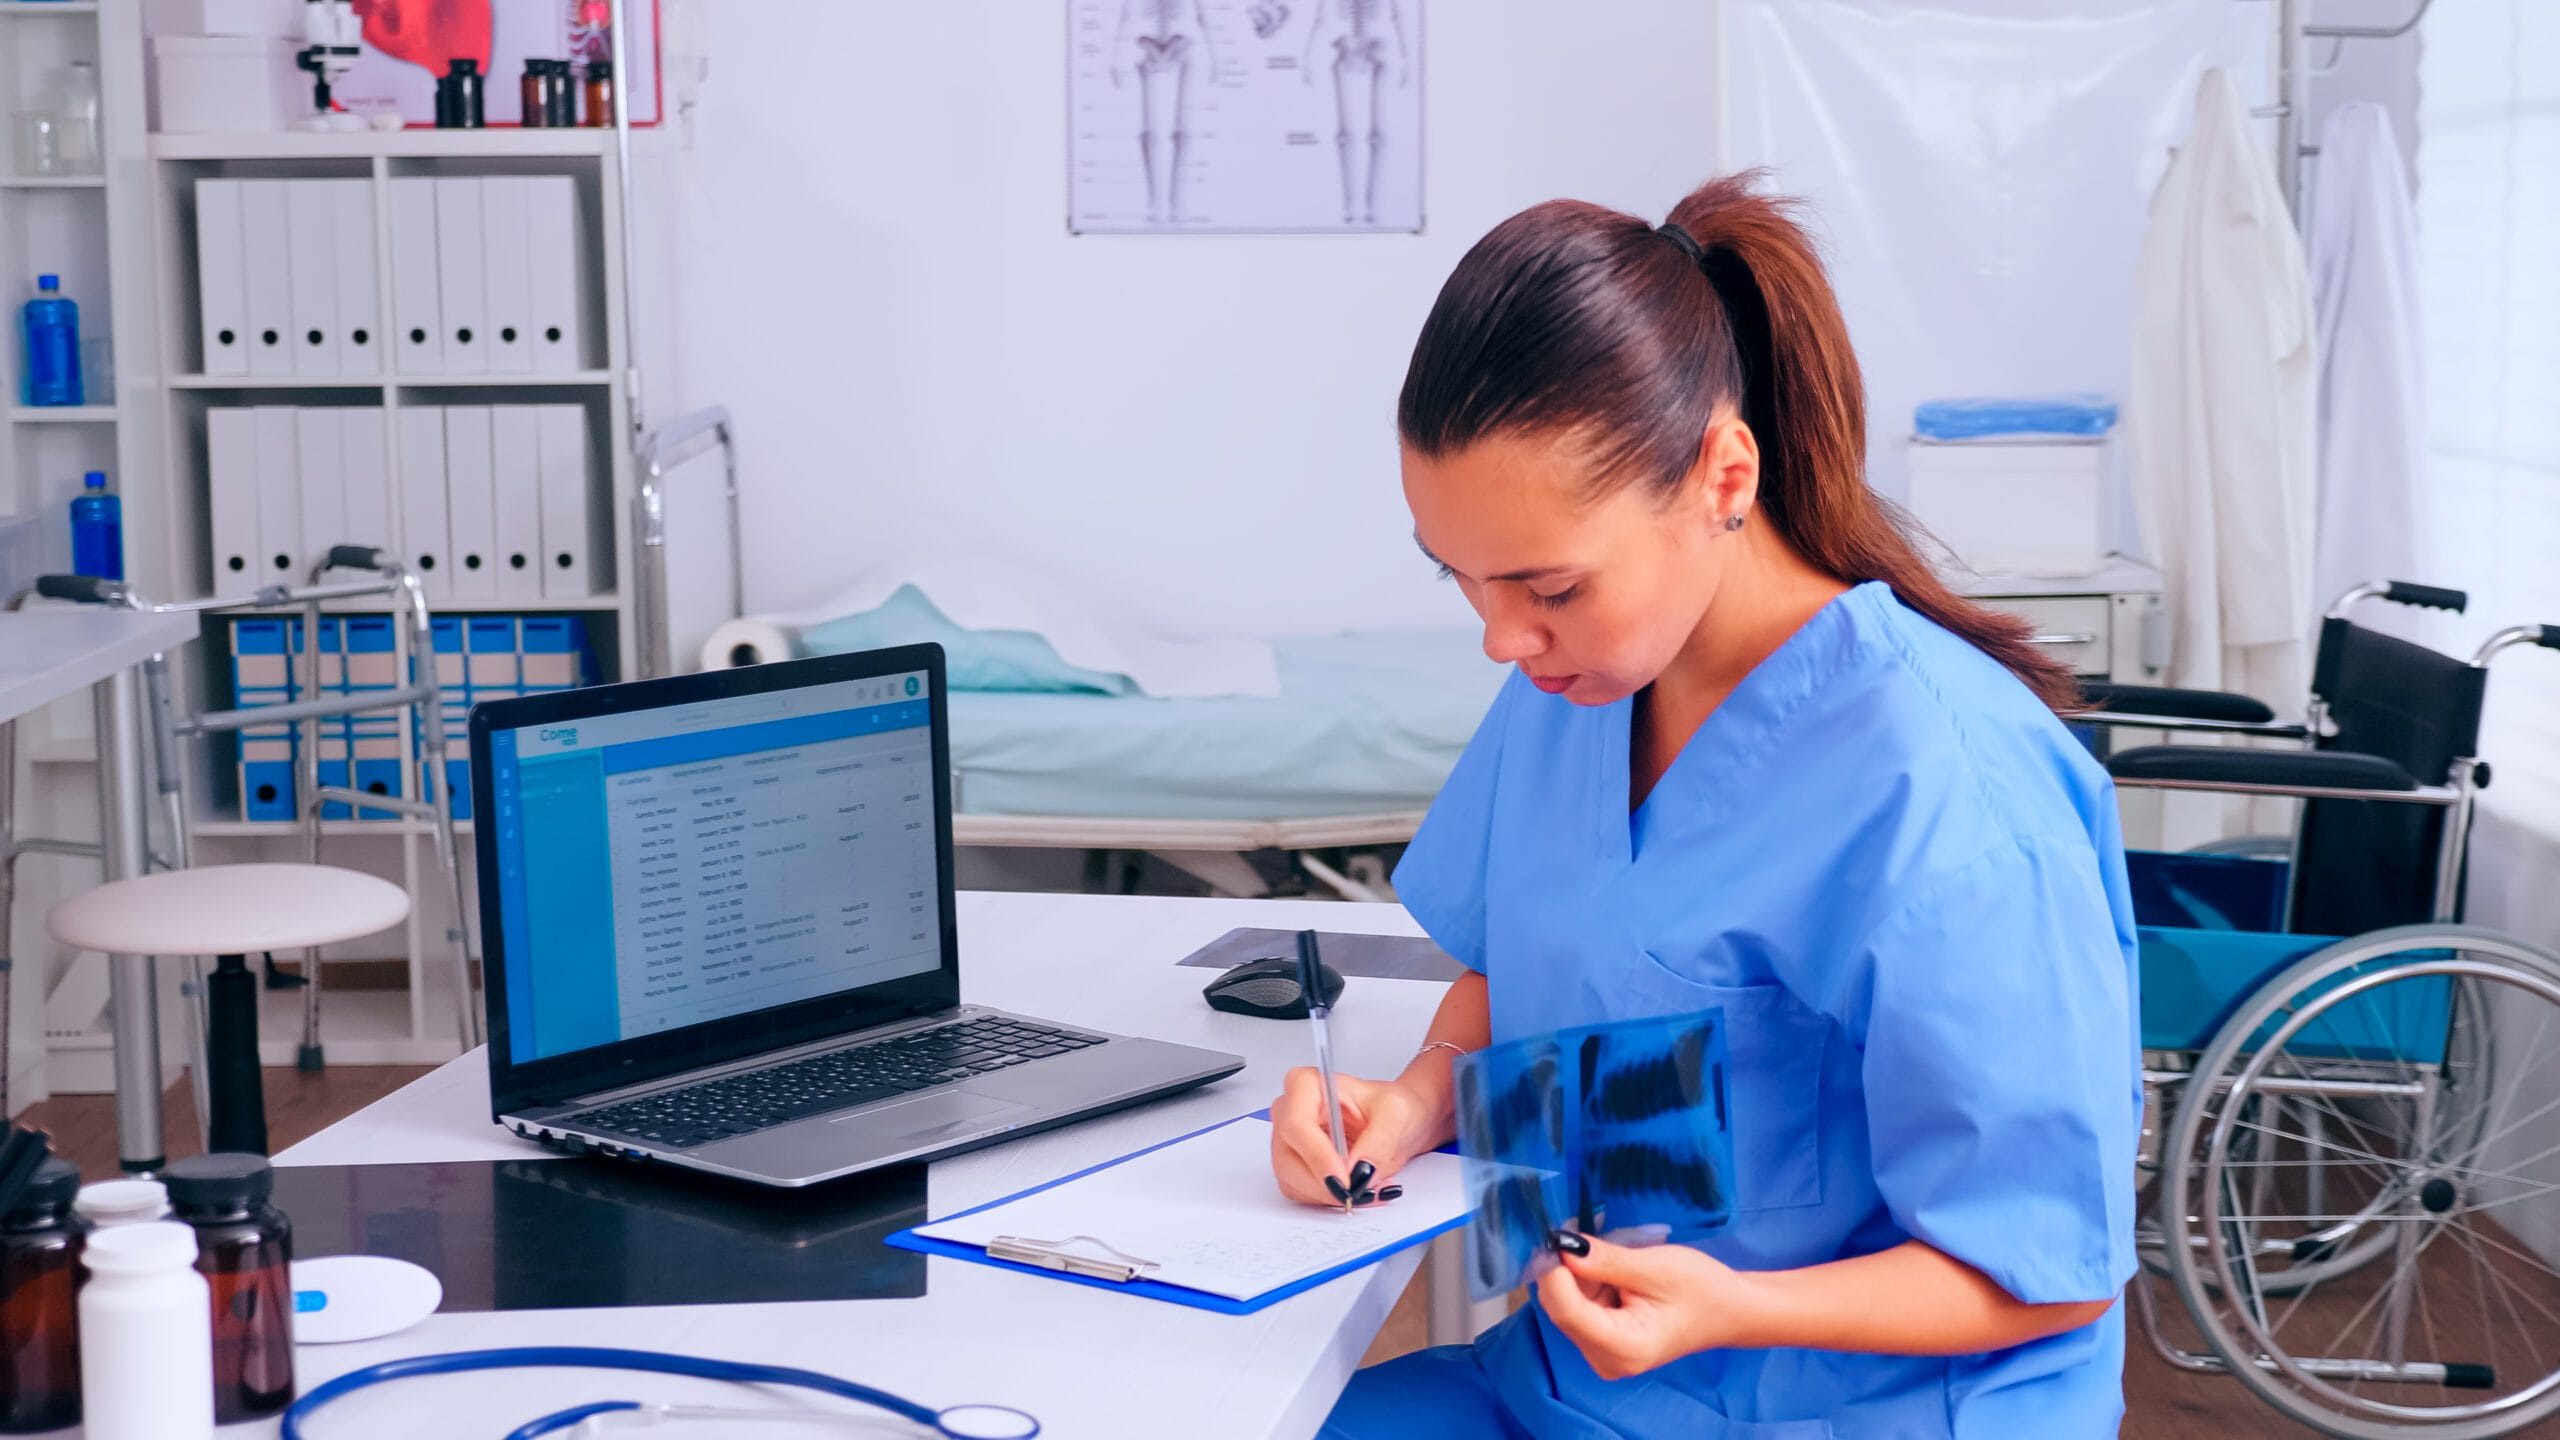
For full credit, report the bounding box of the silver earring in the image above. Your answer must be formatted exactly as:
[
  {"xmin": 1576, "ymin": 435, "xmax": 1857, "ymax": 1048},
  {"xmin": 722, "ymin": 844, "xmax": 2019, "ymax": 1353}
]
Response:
[{"xmin": 1723, "ymin": 514, "xmax": 1746, "ymax": 533}]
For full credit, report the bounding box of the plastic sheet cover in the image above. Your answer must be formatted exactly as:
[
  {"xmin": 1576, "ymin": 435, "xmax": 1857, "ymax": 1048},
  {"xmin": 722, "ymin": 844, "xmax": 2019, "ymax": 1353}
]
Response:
[{"xmin": 1723, "ymin": 0, "xmax": 2268, "ymax": 525}]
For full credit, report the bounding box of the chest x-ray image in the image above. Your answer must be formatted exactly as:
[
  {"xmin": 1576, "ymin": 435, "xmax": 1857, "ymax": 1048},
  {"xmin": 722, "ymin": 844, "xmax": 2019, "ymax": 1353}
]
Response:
[
  {"xmin": 1068, "ymin": 0, "xmax": 1425, "ymax": 233},
  {"xmin": 1455, "ymin": 1010, "xmax": 1736, "ymax": 1300}
]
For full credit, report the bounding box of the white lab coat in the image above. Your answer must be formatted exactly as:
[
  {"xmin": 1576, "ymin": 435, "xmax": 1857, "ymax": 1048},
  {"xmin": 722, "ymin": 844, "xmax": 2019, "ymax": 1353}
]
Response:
[
  {"xmin": 2127, "ymin": 67, "xmax": 2319, "ymax": 713},
  {"xmin": 2307, "ymin": 102, "xmax": 2426, "ymax": 636}
]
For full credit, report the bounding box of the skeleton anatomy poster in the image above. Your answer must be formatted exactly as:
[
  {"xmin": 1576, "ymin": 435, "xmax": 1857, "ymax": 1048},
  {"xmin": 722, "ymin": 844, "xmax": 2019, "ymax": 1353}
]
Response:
[{"xmin": 1068, "ymin": 0, "xmax": 1425, "ymax": 234}]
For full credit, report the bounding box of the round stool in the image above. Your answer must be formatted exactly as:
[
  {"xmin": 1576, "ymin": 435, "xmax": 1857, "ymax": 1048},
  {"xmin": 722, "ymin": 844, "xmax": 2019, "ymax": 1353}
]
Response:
[{"xmin": 49, "ymin": 864, "xmax": 409, "ymax": 1155}]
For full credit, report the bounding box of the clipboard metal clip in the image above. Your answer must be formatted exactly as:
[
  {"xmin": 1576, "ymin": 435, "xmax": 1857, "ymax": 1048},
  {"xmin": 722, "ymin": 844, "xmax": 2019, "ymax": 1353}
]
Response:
[{"xmin": 986, "ymin": 1233, "xmax": 1160, "ymax": 1283}]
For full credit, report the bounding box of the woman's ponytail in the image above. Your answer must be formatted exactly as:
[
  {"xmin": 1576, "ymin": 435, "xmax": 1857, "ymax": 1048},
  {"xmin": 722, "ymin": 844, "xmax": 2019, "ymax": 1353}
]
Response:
[{"xmin": 1400, "ymin": 172, "xmax": 2080, "ymax": 712}]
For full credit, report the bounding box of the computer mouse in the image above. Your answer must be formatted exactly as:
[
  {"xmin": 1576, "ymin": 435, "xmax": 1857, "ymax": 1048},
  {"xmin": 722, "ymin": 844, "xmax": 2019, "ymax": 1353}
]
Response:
[{"xmin": 1203, "ymin": 956, "xmax": 1345, "ymax": 1019}]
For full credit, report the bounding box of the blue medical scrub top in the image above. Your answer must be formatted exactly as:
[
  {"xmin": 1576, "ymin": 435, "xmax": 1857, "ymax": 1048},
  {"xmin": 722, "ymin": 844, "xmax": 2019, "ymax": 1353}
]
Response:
[{"xmin": 1392, "ymin": 581, "xmax": 2141, "ymax": 1439}]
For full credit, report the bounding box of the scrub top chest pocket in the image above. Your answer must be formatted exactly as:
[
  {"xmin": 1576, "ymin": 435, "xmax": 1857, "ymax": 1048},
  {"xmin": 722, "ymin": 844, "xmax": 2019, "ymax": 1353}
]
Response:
[{"xmin": 1631, "ymin": 951, "xmax": 1830, "ymax": 1215}]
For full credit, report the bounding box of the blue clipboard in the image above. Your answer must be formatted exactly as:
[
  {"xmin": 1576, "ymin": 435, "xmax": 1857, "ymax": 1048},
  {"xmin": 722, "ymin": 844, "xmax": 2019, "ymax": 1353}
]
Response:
[{"xmin": 884, "ymin": 1111, "xmax": 1467, "ymax": 1316}]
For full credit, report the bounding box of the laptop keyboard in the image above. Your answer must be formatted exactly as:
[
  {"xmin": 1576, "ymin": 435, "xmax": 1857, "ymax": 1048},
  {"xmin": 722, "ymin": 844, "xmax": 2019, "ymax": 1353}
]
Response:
[{"xmin": 566, "ymin": 1016, "xmax": 1110, "ymax": 1151}]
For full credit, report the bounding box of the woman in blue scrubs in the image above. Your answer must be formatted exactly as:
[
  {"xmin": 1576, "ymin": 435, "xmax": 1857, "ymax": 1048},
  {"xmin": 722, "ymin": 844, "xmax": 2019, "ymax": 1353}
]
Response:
[{"xmin": 1270, "ymin": 175, "xmax": 2140, "ymax": 1437}]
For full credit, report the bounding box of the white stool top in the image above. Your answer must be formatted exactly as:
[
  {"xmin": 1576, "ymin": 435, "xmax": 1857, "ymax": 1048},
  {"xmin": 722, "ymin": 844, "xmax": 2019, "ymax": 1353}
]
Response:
[{"xmin": 48, "ymin": 863, "xmax": 410, "ymax": 957}]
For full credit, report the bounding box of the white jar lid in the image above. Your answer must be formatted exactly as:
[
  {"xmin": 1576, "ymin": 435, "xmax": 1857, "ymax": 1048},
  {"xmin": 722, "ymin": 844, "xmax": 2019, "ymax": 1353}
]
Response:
[
  {"xmin": 73, "ymin": 1178, "xmax": 171, "ymax": 1226},
  {"xmin": 83, "ymin": 1221, "xmax": 200, "ymax": 1275}
]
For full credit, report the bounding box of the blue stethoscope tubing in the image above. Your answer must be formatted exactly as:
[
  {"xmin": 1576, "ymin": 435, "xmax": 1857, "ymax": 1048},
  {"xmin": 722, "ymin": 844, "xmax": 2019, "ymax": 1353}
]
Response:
[{"xmin": 278, "ymin": 1346, "xmax": 1041, "ymax": 1439}]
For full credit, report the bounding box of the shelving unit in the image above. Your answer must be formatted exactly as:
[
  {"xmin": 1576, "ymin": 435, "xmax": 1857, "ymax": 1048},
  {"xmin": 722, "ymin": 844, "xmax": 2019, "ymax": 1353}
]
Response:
[
  {"xmin": 4, "ymin": 0, "xmax": 169, "ymax": 1104},
  {"xmin": 0, "ymin": 0, "xmax": 128, "ymax": 598},
  {"xmin": 132, "ymin": 113, "xmax": 644, "ymax": 1065},
  {"xmin": 8, "ymin": 3, "xmax": 679, "ymax": 1095}
]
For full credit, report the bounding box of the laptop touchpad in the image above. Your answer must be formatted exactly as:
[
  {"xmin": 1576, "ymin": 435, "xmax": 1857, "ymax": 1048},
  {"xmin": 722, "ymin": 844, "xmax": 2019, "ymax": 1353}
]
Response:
[{"xmin": 838, "ymin": 1091, "xmax": 1029, "ymax": 1144}]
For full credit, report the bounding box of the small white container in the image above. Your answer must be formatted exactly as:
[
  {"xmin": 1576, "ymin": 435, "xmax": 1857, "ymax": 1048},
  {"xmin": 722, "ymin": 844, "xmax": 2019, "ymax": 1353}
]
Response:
[
  {"xmin": 152, "ymin": 35, "xmax": 303, "ymax": 134},
  {"xmin": 73, "ymin": 1177, "xmax": 171, "ymax": 1227},
  {"xmin": 77, "ymin": 1222, "xmax": 216, "ymax": 1440},
  {"xmin": 154, "ymin": 0, "xmax": 305, "ymax": 37},
  {"xmin": 1906, "ymin": 438, "xmax": 2110, "ymax": 577}
]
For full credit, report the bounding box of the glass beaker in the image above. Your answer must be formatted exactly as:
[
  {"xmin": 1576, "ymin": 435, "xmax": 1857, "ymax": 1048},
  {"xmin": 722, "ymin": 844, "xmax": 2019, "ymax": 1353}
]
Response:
[
  {"xmin": 12, "ymin": 113, "xmax": 62, "ymax": 178},
  {"xmin": 50, "ymin": 62, "xmax": 101, "ymax": 175}
]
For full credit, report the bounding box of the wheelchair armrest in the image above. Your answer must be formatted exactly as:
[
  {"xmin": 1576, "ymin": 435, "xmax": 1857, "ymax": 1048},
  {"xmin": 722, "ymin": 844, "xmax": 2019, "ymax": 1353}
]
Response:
[
  {"xmin": 2107, "ymin": 746, "xmax": 2422, "ymax": 794},
  {"xmin": 2074, "ymin": 683, "xmax": 2276, "ymax": 725}
]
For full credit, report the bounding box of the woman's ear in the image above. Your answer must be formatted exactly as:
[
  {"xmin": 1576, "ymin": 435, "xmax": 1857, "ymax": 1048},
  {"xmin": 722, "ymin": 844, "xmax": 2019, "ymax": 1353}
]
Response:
[{"xmin": 1695, "ymin": 417, "xmax": 1761, "ymax": 529}]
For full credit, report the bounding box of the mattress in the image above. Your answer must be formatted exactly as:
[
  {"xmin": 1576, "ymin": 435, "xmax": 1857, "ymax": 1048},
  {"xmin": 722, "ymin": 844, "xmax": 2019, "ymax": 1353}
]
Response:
[{"xmin": 948, "ymin": 630, "xmax": 1505, "ymax": 820}]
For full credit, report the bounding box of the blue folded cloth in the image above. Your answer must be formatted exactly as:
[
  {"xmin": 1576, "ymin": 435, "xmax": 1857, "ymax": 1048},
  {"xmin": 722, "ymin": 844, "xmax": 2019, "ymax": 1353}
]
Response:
[{"xmin": 1913, "ymin": 395, "xmax": 2118, "ymax": 441}]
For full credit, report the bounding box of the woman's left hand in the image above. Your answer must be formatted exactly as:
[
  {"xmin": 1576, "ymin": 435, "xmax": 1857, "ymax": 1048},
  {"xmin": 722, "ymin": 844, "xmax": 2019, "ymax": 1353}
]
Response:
[{"xmin": 1535, "ymin": 1234, "xmax": 1756, "ymax": 1381}]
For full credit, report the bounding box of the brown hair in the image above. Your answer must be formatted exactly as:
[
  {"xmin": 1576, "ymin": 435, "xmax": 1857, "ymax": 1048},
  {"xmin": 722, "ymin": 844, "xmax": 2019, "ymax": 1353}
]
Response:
[{"xmin": 1396, "ymin": 172, "xmax": 2077, "ymax": 711}]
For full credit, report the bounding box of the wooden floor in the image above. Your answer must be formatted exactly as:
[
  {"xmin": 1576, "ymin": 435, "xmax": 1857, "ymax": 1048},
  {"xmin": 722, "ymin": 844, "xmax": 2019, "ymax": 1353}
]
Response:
[
  {"xmin": 22, "ymin": 1064, "xmax": 432, "ymax": 1182},
  {"xmin": 21, "ymin": 1070, "xmax": 2547, "ymax": 1439}
]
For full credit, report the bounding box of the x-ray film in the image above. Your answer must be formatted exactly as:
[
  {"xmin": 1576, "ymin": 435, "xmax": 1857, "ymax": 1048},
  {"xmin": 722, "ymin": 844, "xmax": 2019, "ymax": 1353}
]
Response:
[{"xmin": 1454, "ymin": 1009, "xmax": 1734, "ymax": 1300}]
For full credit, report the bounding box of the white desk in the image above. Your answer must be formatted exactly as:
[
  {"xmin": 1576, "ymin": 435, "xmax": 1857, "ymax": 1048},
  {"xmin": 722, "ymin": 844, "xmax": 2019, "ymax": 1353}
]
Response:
[
  {"xmin": 245, "ymin": 892, "xmax": 1457, "ymax": 1440},
  {"xmin": 1, "ymin": 604, "xmax": 200, "ymax": 1169},
  {"xmin": 0, "ymin": 607, "xmax": 197, "ymax": 726}
]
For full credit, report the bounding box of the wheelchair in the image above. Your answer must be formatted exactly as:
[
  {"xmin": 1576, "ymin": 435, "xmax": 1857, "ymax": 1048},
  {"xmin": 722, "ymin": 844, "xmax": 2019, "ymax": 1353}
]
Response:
[{"xmin": 2076, "ymin": 580, "xmax": 2560, "ymax": 1438}]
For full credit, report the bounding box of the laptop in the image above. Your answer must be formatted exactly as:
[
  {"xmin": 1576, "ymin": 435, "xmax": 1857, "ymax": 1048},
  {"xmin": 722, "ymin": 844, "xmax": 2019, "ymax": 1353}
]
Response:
[{"xmin": 470, "ymin": 643, "xmax": 1244, "ymax": 1187}]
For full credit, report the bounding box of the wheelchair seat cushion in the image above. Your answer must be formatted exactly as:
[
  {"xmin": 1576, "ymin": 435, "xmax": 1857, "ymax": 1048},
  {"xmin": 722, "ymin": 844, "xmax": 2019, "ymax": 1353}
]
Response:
[
  {"xmin": 2106, "ymin": 745, "xmax": 2422, "ymax": 793},
  {"xmin": 2074, "ymin": 683, "xmax": 2276, "ymax": 725}
]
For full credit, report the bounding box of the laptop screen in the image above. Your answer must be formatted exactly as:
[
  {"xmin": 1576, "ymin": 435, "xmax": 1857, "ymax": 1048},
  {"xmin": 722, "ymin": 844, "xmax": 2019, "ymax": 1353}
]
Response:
[{"xmin": 484, "ymin": 669, "xmax": 945, "ymax": 1065}]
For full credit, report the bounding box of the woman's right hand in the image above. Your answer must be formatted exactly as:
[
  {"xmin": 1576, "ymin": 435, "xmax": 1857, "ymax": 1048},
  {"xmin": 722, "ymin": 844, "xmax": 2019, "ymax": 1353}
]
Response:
[{"xmin": 1268, "ymin": 1068, "xmax": 1446, "ymax": 1207}]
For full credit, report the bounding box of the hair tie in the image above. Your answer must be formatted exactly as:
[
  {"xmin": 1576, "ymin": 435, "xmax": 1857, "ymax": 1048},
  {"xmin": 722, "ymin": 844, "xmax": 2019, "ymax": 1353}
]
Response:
[{"xmin": 1655, "ymin": 221, "xmax": 1705, "ymax": 266}]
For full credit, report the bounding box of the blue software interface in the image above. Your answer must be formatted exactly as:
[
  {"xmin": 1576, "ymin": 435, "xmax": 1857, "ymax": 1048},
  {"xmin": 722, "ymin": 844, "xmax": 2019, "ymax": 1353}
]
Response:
[{"xmin": 488, "ymin": 671, "xmax": 944, "ymax": 1064}]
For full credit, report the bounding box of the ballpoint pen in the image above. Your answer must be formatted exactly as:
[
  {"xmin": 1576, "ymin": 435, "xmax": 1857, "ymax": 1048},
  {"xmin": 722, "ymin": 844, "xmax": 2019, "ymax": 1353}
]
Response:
[{"xmin": 1297, "ymin": 929, "xmax": 1355, "ymax": 1213}]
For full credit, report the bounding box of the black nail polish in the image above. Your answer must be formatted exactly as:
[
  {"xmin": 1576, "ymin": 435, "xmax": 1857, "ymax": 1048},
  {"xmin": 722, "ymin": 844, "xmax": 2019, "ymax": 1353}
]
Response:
[
  {"xmin": 1346, "ymin": 1160, "xmax": 1376, "ymax": 1192},
  {"xmin": 1351, "ymin": 1189, "xmax": 1378, "ymax": 1205},
  {"xmin": 1376, "ymin": 1185, "xmax": 1403, "ymax": 1202},
  {"xmin": 1324, "ymin": 1175, "xmax": 1350, "ymax": 1203},
  {"xmin": 1551, "ymin": 1229, "xmax": 1590, "ymax": 1257}
]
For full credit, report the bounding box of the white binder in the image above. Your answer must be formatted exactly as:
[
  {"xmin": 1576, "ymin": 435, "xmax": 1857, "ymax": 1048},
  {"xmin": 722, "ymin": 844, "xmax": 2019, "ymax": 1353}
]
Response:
[
  {"xmin": 490, "ymin": 405, "xmax": 544, "ymax": 598},
  {"xmin": 285, "ymin": 181, "xmax": 339, "ymax": 376},
  {"xmin": 251, "ymin": 406, "xmax": 303, "ymax": 583},
  {"xmin": 207, "ymin": 406, "xmax": 260, "ymax": 586},
  {"xmin": 195, "ymin": 179, "xmax": 250, "ymax": 377},
  {"xmin": 534, "ymin": 403, "xmax": 595, "ymax": 597},
  {"xmin": 481, "ymin": 176, "xmax": 533, "ymax": 374},
  {"xmin": 433, "ymin": 177, "xmax": 489, "ymax": 375},
  {"xmin": 524, "ymin": 176, "xmax": 583, "ymax": 374},
  {"xmin": 397, "ymin": 405, "xmax": 452, "ymax": 600},
  {"xmin": 331, "ymin": 179, "xmax": 382, "ymax": 376},
  {"xmin": 389, "ymin": 177, "xmax": 443, "ymax": 377},
  {"xmin": 294, "ymin": 408, "xmax": 344, "ymax": 575},
  {"xmin": 443, "ymin": 406, "xmax": 499, "ymax": 599},
  {"xmin": 340, "ymin": 407, "xmax": 393, "ymax": 555},
  {"xmin": 240, "ymin": 179, "xmax": 295, "ymax": 377}
]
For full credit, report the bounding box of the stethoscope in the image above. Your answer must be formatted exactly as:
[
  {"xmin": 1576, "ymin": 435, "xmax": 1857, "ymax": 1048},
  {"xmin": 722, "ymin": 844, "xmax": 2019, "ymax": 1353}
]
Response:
[{"xmin": 280, "ymin": 1347, "xmax": 1041, "ymax": 1439}]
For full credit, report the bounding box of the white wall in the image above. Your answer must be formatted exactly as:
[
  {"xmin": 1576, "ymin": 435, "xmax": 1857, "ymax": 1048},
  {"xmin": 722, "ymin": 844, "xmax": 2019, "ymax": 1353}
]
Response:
[{"xmin": 665, "ymin": 2, "xmax": 1718, "ymax": 640}]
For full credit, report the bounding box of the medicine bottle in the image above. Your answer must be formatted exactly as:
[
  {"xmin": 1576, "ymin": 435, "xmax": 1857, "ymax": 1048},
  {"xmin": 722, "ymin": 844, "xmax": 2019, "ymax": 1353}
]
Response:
[
  {"xmin": 583, "ymin": 59, "xmax": 615, "ymax": 127},
  {"xmin": 0, "ymin": 1157, "xmax": 84, "ymax": 1434},
  {"xmin": 438, "ymin": 57, "xmax": 486, "ymax": 129},
  {"xmin": 520, "ymin": 59, "xmax": 549, "ymax": 127},
  {"xmin": 164, "ymin": 1154, "xmax": 295, "ymax": 1422},
  {"xmin": 546, "ymin": 60, "xmax": 577, "ymax": 126},
  {"xmin": 75, "ymin": 1222, "xmax": 213, "ymax": 1440}
]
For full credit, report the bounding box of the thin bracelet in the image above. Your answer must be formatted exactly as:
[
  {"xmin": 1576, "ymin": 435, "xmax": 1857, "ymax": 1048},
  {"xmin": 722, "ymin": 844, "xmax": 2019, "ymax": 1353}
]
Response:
[{"xmin": 1414, "ymin": 1040, "xmax": 1471, "ymax": 1064}]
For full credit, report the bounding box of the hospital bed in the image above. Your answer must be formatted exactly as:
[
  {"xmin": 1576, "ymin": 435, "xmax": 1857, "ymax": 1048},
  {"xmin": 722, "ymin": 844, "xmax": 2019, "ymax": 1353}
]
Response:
[
  {"xmin": 2085, "ymin": 579, "xmax": 2560, "ymax": 1438},
  {"xmin": 713, "ymin": 624, "xmax": 1505, "ymax": 901}
]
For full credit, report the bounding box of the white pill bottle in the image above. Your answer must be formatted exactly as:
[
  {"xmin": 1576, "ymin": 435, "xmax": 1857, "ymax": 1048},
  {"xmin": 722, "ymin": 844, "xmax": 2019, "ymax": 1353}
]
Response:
[{"xmin": 76, "ymin": 1220, "xmax": 216, "ymax": 1440}]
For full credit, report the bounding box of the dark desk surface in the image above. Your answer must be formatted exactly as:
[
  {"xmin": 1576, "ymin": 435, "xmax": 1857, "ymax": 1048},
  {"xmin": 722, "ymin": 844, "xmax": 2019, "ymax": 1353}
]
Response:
[{"xmin": 274, "ymin": 1157, "xmax": 928, "ymax": 1312}]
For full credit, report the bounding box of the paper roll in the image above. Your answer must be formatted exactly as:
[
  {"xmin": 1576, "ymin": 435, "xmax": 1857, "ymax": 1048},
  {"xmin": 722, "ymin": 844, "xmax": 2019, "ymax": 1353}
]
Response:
[{"xmin": 699, "ymin": 617, "xmax": 799, "ymax": 671}]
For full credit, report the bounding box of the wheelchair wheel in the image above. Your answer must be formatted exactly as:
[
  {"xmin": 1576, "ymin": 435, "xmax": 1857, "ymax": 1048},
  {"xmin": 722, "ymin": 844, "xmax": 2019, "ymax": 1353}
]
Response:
[
  {"xmin": 2162, "ymin": 926, "xmax": 2560, "ymax": 1439},
  {"xmin": 2147, "ymin": 984, "xmax": 2502, "ymax": 1301}
]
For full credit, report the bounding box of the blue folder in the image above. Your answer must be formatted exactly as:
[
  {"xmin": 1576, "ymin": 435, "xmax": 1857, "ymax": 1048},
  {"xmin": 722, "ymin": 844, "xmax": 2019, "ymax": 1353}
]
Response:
[{"xmin": 885, "ymin": 1112, "xmax": 1467, "ymax": 1317}]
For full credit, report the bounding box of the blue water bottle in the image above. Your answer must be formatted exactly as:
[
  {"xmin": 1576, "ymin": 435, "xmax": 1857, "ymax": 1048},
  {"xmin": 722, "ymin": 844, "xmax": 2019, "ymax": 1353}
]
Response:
[
  {"xmin": 23, "ymin": 274, "xmax": 83, "ymax": 407},
  {"xmin": 70, "ymin": 471, "xmax": 121, "ymax": 580}
]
